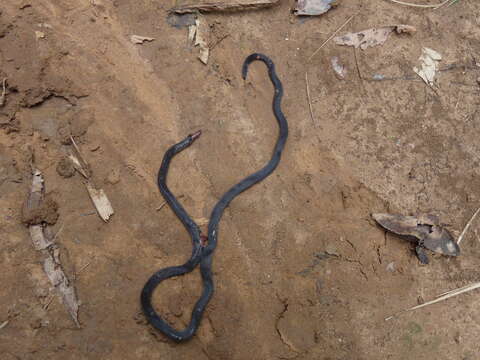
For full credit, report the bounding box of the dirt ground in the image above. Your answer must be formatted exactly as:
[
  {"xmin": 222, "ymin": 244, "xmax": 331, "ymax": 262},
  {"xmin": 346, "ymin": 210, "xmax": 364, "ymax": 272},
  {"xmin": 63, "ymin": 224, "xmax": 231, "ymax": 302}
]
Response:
[{"xmin": 1, "ymin": 0, "xmax": 480, "ymax": 359}]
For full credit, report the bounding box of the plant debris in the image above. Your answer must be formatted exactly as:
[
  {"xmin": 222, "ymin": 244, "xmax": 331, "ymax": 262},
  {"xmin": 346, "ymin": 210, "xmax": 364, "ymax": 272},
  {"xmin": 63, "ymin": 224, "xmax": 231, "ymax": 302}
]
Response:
[
  {"xmin": 85, "ymin": 182, "xmax": 114, "ymax": 222},
  {"xmin": 188, "ymin": 17, "xmax": 210, "ymax": 64},
  {"xmin": 372, "ymin": 213, "xmax": 460, "ymax": 264},
  {"xmin": 0, "ymin": 78, "xmax": 6, "ymax": 107},
  {"xmin": 25, "ymin": 169, "xmax": 80, "ymax": 326},
  {"xmin": 413, "ymin": 47, "xmax": 442, "ymax": 86},
  {"xmin": 35, "ymin": 30, "xmax": 45, "ymax": 39},
  {"xmin": 334, "ymin": 24, "xmax": 416, "ymax": 50},
  {"xmin": 294, "ymin": 0, "xmax": 337, "ymax": 16},
  {"xmin": 130, "ymin": 35, "xmax": 155, "ymax": 44},
  {"xmin": 69, "ymin": 136, "xmax": 91, "ymax": 178},
  {"xmin": 64, "ymin": 136, "xmax": 114, "ymax": 222},
  {"xmin": 170, "ymin": 0, "xmax": 279, "ymax": 14},
  {"xmin": 457, "ymin": 207, "xmax": 480, "ymax": 244},
  {"xmin": 331, "ymin": 56, "xmax": 347, "ymax": 79},
  {"xmin": 386, "ymin": 281, "xmax": 480, "ymax": 321}
]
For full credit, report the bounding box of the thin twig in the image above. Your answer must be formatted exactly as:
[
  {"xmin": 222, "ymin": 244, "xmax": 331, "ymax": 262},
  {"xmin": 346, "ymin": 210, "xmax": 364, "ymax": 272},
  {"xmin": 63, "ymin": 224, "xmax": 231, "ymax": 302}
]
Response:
[
  {"xmin": 52, "ymin": 222, "xmax": 65, "ymax": 243},
  {"xmin": 434, "ymin": 0, "xmax": 458, "ymax": 9},
  {"xmin": 445, "ymin": 0, "xmax": 460, "ymax": 8},
  {"xmin": 305, "ymin": 71, "xmax": 318, "ymax": 128},
  {"xmin": 0, "ymin": 320, "xmax": 8, "ymax": 330},
  {"xmin": 353, "ymin": 47, "xmax": 363, "ymax": 80},
  {"xmin": 74, "ymin": 260, "xmax": 93, "ymax": 279},
  {"xmin": 385, "ymin": 281, "xmax": 480, "ymax": 320},
  {"xmin": 384, "ymin": 0, "xmax": 451, "ymax": 8},
  {"xmin": 457, "ymin": 207, "xmax": 480, "ymax": 244},
  {"xmin": 209, "ymin": 34, "xmax": 229, "ymax": 51},
  {"xmin": 157, "ymin": 194, "xmax": 183, "ymax": 211},
  {"xmin": 308, "ymin": 14, "xmax": 356, "ymax": 62},
  {"xmin": 43, "ymin": 295, "xmax": 55, "ymax": 310},
  {"xmin": 353, "ymin": 48, "xmax": 367, "ymax": 96},
  {"xmin": 156, "ymin": 201, "xmax": 167, "ymax": 211},
  {"xmin": 0, "ymin": 78, "xmax": 6, "ymax": 107}
]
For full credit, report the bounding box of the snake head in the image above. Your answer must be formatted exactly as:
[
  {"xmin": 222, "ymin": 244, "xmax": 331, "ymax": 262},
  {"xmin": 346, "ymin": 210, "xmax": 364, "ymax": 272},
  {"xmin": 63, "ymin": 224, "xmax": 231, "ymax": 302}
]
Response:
[{"xmin": 189, "ymin": 130, "xmax": 202, "ymax": 142}]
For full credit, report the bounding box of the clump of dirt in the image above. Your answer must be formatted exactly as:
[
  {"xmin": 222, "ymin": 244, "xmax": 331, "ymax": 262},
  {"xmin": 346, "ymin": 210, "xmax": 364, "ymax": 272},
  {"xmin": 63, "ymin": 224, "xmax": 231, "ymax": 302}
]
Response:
[
  {"xmin": 105, "ymin": 168, "xmax": 120, "ymax": 185},
  {"xmin": 56, "ymin": 157, "xmax": 75, "ymax": 178},
  {"xmin": 21, "ymin": 195, "xmax": 59, "ymax": 226}
]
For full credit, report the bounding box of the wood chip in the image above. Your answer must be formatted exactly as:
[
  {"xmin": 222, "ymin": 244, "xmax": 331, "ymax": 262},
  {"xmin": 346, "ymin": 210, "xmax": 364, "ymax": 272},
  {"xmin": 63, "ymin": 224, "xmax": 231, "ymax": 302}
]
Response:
[
  {"xmin": 85, "ymin": 181, "xmax": 114, "ymax": 222},
  {"xmin": 195, "ymin": 17, "xmax": 210, "ymax": 65},
  {"xmin": 35, "ymin": 30, "xmax": 45, "ymax": 39},
  {"xmin": 130, "ymin": 35, "xmax": 155, "ymax": 44}
]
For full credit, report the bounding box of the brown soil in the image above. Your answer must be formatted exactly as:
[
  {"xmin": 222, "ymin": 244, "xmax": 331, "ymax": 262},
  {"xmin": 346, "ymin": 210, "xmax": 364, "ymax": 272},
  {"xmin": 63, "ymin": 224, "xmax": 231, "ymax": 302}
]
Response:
[{"xmin": 1, "ymin": 1, "xmax": 480, "ymax": 359}]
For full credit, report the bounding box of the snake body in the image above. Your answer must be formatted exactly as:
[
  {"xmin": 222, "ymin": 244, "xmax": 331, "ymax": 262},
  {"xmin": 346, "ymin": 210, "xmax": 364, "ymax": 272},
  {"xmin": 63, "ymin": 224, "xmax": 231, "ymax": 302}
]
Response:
[{"xmin": 141, "ymin": 53, "xmax": 288, "ymax": 342}]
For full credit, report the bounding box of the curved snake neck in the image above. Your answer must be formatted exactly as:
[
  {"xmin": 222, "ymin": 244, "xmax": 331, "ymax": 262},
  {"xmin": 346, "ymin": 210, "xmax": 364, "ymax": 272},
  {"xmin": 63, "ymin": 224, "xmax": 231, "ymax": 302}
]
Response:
[{"xmin": 140, "ymin": 53, "xmax": 289, "ymax": 342}]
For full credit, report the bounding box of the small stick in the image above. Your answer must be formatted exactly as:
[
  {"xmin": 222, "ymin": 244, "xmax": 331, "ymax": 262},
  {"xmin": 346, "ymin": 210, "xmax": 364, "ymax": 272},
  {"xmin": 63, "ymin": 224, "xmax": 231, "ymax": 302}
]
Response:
[
  {"xmin": 157, "ymin": 194, "xmax": 183, "ymax": 211},
  {"xmin": 353, "ymin": 48, "xmax": 367, "ymax": 95},
  {"xmin": 52, "ymin": 222, "xmax": 65, "ymax": 243},
  {"xmin": 74, "ymin": 260, "xmax": 93, "ymax": 279},
  {"xmin": 0, "ymin": 320, "xmax": 8, "ymax": 330},
  {"xmin": 0, "ymin": 78, "xmax": 6, "ymax": 107},
  {"xmin": 353, "ymin": 47, "xmax": 363, "ymax": 80},
  {"xmin": 170, "ymin": 0, "xmax": 279, "ymax": 14},
  {"xmin": 209, "ymin": 34, "xmax": 229, "ymax": 51},
  {"xmin": 457, "ymin": 206, "xmax": 480, "ymax": 244},
  {"xmin": 305, "ymin": 71, "xmax": 318, "ymax": 128},
  {"xmin": 308, "ymin": 14, "xmax": 356, "ymax": 62},
  {"xmin": 156, "ymin": 201, "xmax": 167, "ymax": 211},
  {"xmin": 43, "ymin": 295, "xmax": 55, "ymax": 310}
]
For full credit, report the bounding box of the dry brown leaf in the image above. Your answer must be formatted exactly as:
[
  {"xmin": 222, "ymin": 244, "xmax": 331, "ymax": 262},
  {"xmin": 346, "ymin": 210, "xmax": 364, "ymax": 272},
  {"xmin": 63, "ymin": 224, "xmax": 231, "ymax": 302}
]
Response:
[
  {"xmin": 413, "ymin": 47, "xmax": 442, "ymax": 86},
  {"xmin": 334, "ymin": 25, "xmax": 416, "ymax": 50},
  {"xmin": 372, "ymin": 213, "xmax": 460, "ymax": 256}
]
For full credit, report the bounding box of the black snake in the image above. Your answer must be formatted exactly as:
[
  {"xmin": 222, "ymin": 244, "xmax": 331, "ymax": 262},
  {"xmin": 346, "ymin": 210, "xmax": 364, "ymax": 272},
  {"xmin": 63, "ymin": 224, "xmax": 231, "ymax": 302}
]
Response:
[{"xmin": 141, "ymin": 53, "xmax": 288, "ymax": 342}]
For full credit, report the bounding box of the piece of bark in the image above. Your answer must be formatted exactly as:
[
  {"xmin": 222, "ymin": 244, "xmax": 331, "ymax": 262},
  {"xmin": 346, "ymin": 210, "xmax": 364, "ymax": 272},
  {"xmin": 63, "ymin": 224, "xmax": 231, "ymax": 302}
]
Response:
[
  {"xmin": 25, "ymin": 169, "xmax": 80, "ymax": 326},
  {"xmin": 43, "ymin": 256, "xmax": 80, "ymax": 327}
]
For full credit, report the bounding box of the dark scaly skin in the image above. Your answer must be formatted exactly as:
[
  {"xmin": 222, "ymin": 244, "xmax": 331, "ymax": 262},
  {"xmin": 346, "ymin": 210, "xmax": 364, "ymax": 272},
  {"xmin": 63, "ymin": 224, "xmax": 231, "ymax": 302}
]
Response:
[{"xmin": 141, "ymin": 53, "xmax": 288, "ymax": 342}]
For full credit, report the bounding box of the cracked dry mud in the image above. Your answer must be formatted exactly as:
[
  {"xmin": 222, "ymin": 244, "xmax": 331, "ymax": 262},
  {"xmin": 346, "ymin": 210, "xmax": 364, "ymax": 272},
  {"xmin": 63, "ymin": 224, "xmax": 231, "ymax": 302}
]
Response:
[{"xmin": 1, "ymin": 1, "xmax": 480, "ymax": 359}]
